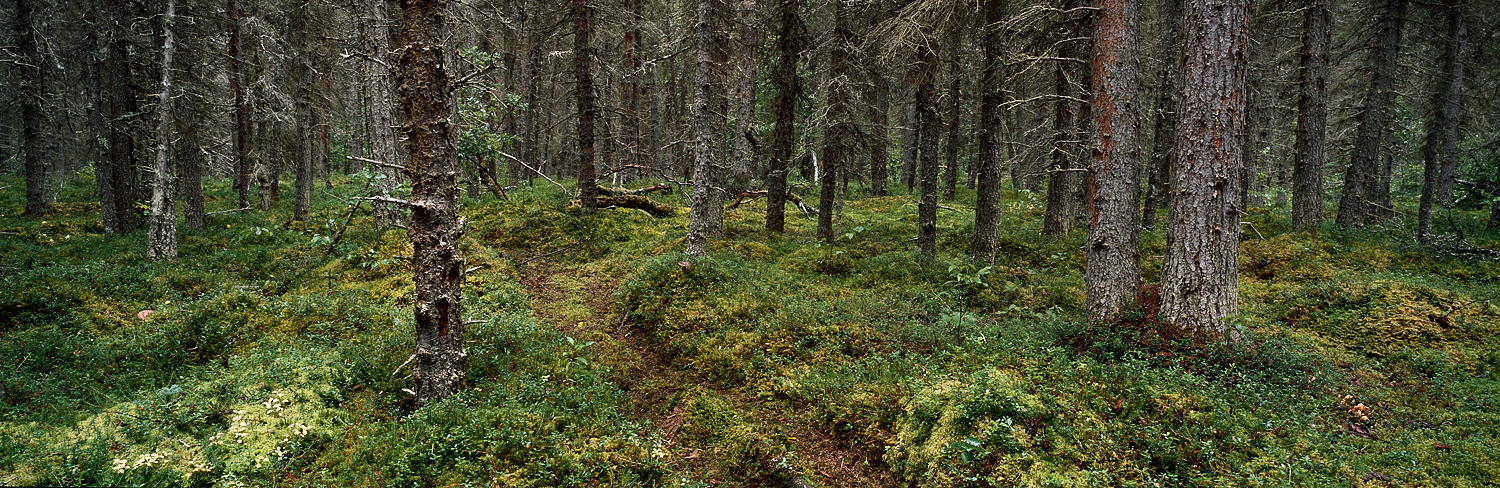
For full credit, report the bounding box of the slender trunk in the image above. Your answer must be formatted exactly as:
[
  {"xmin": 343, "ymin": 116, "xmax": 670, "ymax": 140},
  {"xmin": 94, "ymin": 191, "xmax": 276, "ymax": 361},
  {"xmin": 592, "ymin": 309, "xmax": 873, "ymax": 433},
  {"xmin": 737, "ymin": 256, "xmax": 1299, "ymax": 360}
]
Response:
[
  {"xmin": 687, "ymin": 0, "xmax": 727, "ymax": 255},
  {"xmin": 18, "ymin": 0, "xmax": 50, "ymax": 216},
  {"xmin": 972, "ymin": 0, "xmax": 1006, "ymax": 261},
  {"xmin": 766, "ymin": 0, "xmax": 801, "ymax": 233},
  {"xmin": 399, "ymin": 0, "xmax": 467, "ymax": 407},
  {"xmin": 915, "ymin": 47, "xmax": 940, "ymax": 258},
  {"xmin": 176, "ymin": 104, "xmax": 205, "ymax": 230},
  {"xmin": 1336, "ymin": 0, "xmax": 1407, "ymax": 228},
  {"xmin": 818, "ymin": 1, "xmax": 855, "ymax": 242},
  {"xmin": 619, "ymin": 0, "xmax": 642, "ymax": 181},
  {"xmin": 148, "ymin": 0, "xmax": 178, "ymax": 260},
  {"xmin": 230, "ymin": 0, "xmax": 250, "ymax": 209},
  {"xmin": 870, "ymin": 73, "xmax": 889, "ymax": 196},
  {"xmin": 1141, "ymin": 0, "xmax": 1183, "ymax": 229},
  {"xmin": 85, "ymin": 21, "xmax": 117, "ymax": 232},
  {"xmin": 902, "ymin": 85, "xmax": 917, "ymax": 192},
  {"xmin": 1160, "ymin": 0, "xmax": 1249, "ymax": 342},
  {"xmin": 575, "ymin": 0, "xmax": 599, "ymax": 209},
  {"xmin": 1084, "ymin": 0, "xmax": 1141, "ymax": 323},
  {"xmin": 729, "ymin": 0, "xmax": 759, "ymax": 196},
  {"xmin": 1291, "ymin": 0, "xmax": 1330, "ymax": 231},
  {"xmin": 942, "ymin": 28, "xmax": 962, "ymax": 202},
  {"xmin": 292, "ymin": 5, "xmax": 312, "ymax": 221},
  {"xmin": 1418, "ymin": 0, "xmax": 1467, "ymax": 242},
  {"xmin": 1240, "ymin": 21, "xmax": 1266, "ymax": 209}
]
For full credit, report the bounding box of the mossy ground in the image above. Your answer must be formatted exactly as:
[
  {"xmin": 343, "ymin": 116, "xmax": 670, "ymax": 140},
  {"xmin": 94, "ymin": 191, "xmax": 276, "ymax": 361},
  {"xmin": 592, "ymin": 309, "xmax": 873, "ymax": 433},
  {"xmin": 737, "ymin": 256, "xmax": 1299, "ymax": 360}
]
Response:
[{"xmin": 2, "ymin": 173, "xmax": 1498, "ymax": 487}]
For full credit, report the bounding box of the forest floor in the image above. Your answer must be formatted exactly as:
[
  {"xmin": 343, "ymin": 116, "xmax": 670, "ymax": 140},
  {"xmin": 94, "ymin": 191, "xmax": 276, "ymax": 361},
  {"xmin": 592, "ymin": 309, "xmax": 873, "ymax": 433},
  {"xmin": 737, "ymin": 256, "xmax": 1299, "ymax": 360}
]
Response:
[
  {"xmin": 3, "ymin": 174, "xmax": 1500, "ymax": 487},
  {"xmin": 519, "ymin": 258, "xmax": 893, "ymax": 486}
]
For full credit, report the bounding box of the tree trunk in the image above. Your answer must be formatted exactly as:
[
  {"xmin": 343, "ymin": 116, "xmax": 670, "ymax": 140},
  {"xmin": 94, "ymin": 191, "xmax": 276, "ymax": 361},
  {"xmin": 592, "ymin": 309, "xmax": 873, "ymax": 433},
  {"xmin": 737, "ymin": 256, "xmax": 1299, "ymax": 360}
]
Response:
[
  {"xmin": 1043, "ymin": 40, "xmax": 1081, "ymax": 237},
  {"xmin": 728, "ymin": 0, "xmax": 758, "ymax": 196},
  {"xmin": 364, "ymin": 0, "xmax": 404, "ymax": 228},
  {"xmin": 1141, "ymin": 0, "xmax": 1183, "ymax": 229},
  {"xmin": 106, "ymin": 0, "xmax": 139, "ymax": 233},
  {"xmin": 902, "ymin": 85, "xmax": 917, "ymax": 192},
  {"xmin": 619, "ymin": 0, "xmax": 643, "ymax": 183},
  {"xmin": 575, "ymin": 0, "xmax": 599, "ymax": 210},
  {"xmin": 818, "ymin": 1, "xmax": 855, "ymax": 243},
  {"xmin": 687, "ymin": 0, "xmax": 728, "ymax": 255},
  {"xmin": 942, "ymin": 28, "xmax": 962, "ymax": 202},
  {"xmin": 1291, "ymin": 0, "xmax": 1330, "ymax": 232},
  {"xmin": 915, "ymin": 47, "xmax": 940, "ymax": 258},
  {"xmin": 148, "ymin": 0, "xmax": 178, "ymax": 261},
  {"xmin": 1417, "ymin": 0, "xmax": 1467, "ymax": 242},
  {"xmin": 972, "ymin": 0, "xmax": 1006, "ymax": 261},
  {"xmin": 870, "ymin": 73, "xmax": 889, "ymax": 196},
  {"xmin": 1335, "ymin": 0, "xmax": 1407, "ymax": 228},
  {"xmin": 1160, "ymin": 0, "xmax": 1249, "ymax": 342},
  {"xmin": 229, "ymin": 0, "xmax": 250, "ymax": 209},
  {"xmin": 176, "ymin": 103, "xmax": 205, "ymax": 231},
  {"xmin": 17, "ymin": 0, "xmax": 50, "ymax": 216},
  {"xmin": 399, "ymin": 0, "xmax": 467, "ymax": 407},
  {"xmin": 85, "ymin": 16, "xmax": 117, "ymax": 232},
  {"xmin": 1084, "ymin": 0, "xmax": 1142, "ymax": 323},
  {"xmin": 292, "ymin": 4, "xmax": 313, "ymax": 221},
  {"xmin": 766, "ymin": 0, "xmax": 801, "ymax": 233}
]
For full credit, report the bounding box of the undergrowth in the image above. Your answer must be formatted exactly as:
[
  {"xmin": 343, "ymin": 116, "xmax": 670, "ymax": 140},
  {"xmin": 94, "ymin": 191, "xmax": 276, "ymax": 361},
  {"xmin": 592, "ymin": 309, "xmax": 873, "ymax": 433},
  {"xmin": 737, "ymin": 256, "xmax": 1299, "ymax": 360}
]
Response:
[{"xmin": 2, "ymin": 172, "xmax": 1498, "ymax": 486}]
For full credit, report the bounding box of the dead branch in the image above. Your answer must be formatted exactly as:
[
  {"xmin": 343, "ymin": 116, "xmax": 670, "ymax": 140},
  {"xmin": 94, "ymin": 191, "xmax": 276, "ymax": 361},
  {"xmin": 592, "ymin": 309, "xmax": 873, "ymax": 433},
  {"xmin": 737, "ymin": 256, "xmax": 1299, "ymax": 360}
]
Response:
[{"xmin": 496, "ymin": 149, "xmax": 572, "ymax": 196}]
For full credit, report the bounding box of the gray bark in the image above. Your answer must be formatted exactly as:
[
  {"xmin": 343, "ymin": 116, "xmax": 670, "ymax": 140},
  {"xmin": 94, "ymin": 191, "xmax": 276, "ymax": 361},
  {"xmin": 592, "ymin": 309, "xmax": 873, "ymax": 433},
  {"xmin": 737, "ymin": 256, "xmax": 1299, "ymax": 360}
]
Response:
[
  {"xmin": 1335, "ymin": 0, "xmax": 1407, "ymax": 228},
  {"xmin": 1418, "ymin": 0, "xmax": 1467, "ymax": 242},
  {"xmin": 148, "ymin": 0, "xmax": 178, "ymax": 261},
  {"xmin": 1291, "ymin": 0, "xmax": 1330, "ymax": 232}
]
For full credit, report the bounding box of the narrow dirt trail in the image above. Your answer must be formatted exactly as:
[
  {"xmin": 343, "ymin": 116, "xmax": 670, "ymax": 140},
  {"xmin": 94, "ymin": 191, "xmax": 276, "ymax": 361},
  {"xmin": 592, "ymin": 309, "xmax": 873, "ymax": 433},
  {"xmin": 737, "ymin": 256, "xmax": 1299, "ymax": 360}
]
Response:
[{"xmin": 518, "ymin": 258, "xmax": 894, "ymax": 487}]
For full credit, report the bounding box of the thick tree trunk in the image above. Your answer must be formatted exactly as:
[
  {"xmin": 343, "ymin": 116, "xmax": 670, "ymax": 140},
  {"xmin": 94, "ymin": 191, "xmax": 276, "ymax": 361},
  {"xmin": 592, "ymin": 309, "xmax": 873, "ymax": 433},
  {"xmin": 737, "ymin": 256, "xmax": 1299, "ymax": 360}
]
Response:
[
  {"xmin": 148, "ymin": 0, "xmax": 177, "ymax": 261},
  {"xmin": 1141, "ymin": 0, "xmax": 1182, "ymax": 229},
  {"xmin": 1418, "ymin": 0, "xmax": 1467, "ymax": 242},
  {"xmin": 291, "ymin": 5, "xmax": 313, "ymax": 221},
  {"xmin": 1336, "ymin": 0, "xmax": 1407, "ymax": 228},
  {"xmin": 176, "ymin": 104, "xmax": 205, "ymax": 230},
  {"xmin": 915, "ymin": 47, "xmax": 940, "ymax": 258},
  {"xmin": 17, "ymin": 0, "xmax": 50, "ymax": 216},
  {"xmin": 399, "ymin": 0, "xmax": 467, "ymax": 407},
  {"xmin": 765, "ymin": 0, "xmax": 801, "ymax": 233},
  {"xmin": 575, "ymin": 0, "xmax": 599, "ymax": 210},
  {"xmin": 364, "ymin": 0, "xmax": 404, "ymax": 228},
  {"xmin": 971, "ymin": 0, "xmax": 1006, "ymax": 262},
  {"xmin": 1160, "ymin": 0, "xmax": 1249, "ymax": 342},
  {"xmin": 106, "ymin": 0, "xmax": 139, "ymax": 233},
  {"xmin": 1291, "ymin": 0, "xmax": 1330, "ymax": 232},
  {"xmin": 687, "ymin": 0, "xmax": 728, "ymax": 255},
  {"xmin": 1084, "ymin": 0, "xmax": 1142, "ymax": 323}
]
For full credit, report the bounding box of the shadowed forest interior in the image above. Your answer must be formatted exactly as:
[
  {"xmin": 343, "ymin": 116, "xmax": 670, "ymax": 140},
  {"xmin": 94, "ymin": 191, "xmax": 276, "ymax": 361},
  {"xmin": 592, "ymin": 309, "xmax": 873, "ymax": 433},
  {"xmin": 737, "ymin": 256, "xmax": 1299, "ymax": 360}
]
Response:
[{"xmin": 3, "ymin": 0, "xmax": 1500, "ymax": 485}]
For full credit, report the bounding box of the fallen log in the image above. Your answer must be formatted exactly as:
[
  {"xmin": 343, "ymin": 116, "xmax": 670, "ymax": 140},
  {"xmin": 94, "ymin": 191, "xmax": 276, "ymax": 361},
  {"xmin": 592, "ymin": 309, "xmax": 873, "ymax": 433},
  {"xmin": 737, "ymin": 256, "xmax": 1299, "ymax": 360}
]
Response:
[
  {"xmin": 596, "ymin": 195, "xmax": 675, "ymax": 217},
  {"xmin": 596, "ymin": 183, "xmax": 671, "ymax": 197},
  {"xmin": 726, "ymin": 190, "xmax": 817, "ymax": 216}
]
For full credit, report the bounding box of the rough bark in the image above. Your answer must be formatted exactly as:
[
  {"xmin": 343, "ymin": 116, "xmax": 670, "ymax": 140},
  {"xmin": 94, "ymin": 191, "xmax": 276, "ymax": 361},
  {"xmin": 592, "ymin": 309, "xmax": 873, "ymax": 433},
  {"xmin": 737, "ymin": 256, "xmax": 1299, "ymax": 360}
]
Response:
[
  {"xmin": 818, "ymin": 1, "xmax": 855, "ymax": 243},
  {"xmin": 175, "ymin": 103, "xmax": 205, "ymax": 230},
  {"xmin": 363, "ymin": 0, "xmax": 403, "ymax": 228},
  {"xmin": 686, "ymin": 0, "xmax": 728, "ymax": 255},
  {"xmin": 972, "ymin": 0, "xmax": 1006, "ymax": 262},
  {"xmin": 619, "ymin": 0, "xmax": 643, "ymax": 183},
  {"xmin": 1335, "ymin": 0, "xmax": 1407, "ymax": 228},
  {"xmin": 1160, "ymin": 0, "xmax": 1249, "ymax": 342},
  {"xmin": 18, "ymin": 0, "xmax": 50, "ymax": 216},
  {"xmin": 1141, "ymin": 0, "xmax": 1183, "ymax": 229},
  {"xmin": 399, "ymin": 0, "xmax": 467, "ymax": 407},
  {"xmin": 1417, "ymin": 0, "xmax": 1467, "ymax": 242},
  {"xmin": 1083, "ymin": 0, "xmax": 1142, "ymax": 323},
  {"xmin": 766, "ymin": 0, "xmax": 802, "ymax": 233},
  {"xmin": 229, "ymin": 0, "xmax": 250, "ymax": 209},
  {"xmin": 85, "ymin": 16, "xmax": 117, "ymax": 232},
  {"xmin": 291, "ymin": 4, "xmax": 313, "ymax": 221},
  {"xmin": 575, "ymin": 0, "xmax": 599, "ymax": 210},
  {"xmin": 942, "ymin": 28, "xmax": 962, "ymax": 202},
  {"xmin": 902, "ymin": 85, "xmax": 917, "ymax": 191},
  {"xmin": 915, "ymin": 47, "xmax": 940, "ymax": 258},
  {"xmin": 148, "ymin": 0, "xmax": 177, "ymax": 261},
  {"xmin": 1043, "ymin": 47, "xmax": 1080, "ymax": 237},
  {"xmin": 106, "ymin": 0, "xmax": 139, "ymax": 233},
  {"xmin": 728, "ymin": 0, "xmax": 759, "ymax": 196},
  {"xmin": 1291, "ymin": 0, "xmax": 1330, "ymax": 232}
]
